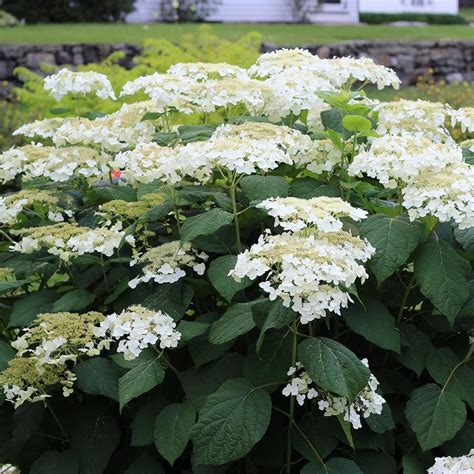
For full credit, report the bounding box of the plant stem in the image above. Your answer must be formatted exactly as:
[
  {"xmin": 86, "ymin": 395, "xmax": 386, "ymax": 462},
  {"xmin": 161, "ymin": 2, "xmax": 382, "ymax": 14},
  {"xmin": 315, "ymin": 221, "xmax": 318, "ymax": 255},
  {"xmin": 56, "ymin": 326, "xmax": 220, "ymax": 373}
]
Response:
[
  {"xmin": 286, "ymin": 321, "xmax": 298, "ymax": 474},
  {"xmin": 397, "ymin": 272, "xmax": 416, "ymax": 324},
  {"xmin": 169, "ymin": 185, "xmax": 181, "ymax": 232},
  {"xmin": 46, "ymin": 401, "xmax": 70, "ymax": 443},
  {"xmin": 229, "ymin": 183, "xmax": 242, "ymax": 253}
]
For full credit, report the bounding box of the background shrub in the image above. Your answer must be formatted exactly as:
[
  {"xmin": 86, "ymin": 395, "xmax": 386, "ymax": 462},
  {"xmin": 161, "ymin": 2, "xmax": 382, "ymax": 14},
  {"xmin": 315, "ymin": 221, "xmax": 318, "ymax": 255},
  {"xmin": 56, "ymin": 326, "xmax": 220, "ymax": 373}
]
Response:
[{"xmin": 360, "ymin": 12, "xmax": 468, "ymax": 24}]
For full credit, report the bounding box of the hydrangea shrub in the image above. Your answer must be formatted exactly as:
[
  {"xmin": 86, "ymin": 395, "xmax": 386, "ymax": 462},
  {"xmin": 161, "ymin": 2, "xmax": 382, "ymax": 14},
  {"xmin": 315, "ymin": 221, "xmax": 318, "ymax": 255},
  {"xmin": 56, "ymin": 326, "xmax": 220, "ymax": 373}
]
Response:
[{"xmin": 0, "ymin": 49, "xmax": 473, "ymax": 473}]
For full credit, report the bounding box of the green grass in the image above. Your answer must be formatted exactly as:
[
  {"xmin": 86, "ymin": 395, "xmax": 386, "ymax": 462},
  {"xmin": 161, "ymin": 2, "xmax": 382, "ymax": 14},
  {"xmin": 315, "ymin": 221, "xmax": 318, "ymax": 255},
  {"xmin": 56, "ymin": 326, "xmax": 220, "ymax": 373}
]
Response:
[
  {"xmin": 0, "ymin": 23, "xmax": 473, "ymax": 45},
  {"xmin": 461, "ymin": 8, "xmax": 474, "ymax": 21}
]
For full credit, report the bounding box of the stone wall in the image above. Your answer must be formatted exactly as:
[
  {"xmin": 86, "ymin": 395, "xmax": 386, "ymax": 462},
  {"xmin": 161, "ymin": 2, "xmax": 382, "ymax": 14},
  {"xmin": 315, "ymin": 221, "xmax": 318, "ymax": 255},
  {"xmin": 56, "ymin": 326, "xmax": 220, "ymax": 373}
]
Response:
[
  {"xmin": 0, "ymin": 40, "xmax": 473, "ymax": 92},
  {"xmin": 262, "ymin": 40, "xmax": 474, "ymax": 84}
]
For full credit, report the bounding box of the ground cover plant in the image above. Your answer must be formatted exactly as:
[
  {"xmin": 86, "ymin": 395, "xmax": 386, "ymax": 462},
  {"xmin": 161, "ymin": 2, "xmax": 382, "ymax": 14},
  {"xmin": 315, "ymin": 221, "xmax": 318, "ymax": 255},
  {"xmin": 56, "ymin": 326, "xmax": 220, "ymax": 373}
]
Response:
[{"xmin": 0, "ymin": 48, "xmax": 473, "ymax": 473}]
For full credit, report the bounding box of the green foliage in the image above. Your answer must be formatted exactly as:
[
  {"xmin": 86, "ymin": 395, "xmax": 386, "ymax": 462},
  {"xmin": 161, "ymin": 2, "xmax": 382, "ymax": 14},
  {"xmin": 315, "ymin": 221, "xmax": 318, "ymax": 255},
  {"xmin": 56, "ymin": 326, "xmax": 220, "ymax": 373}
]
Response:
[
  {"xmin": 360, "ymin": 12, "xmax": 468, "ymax": 24},
  {"xmin": 0, "ymin": 49, "xmax": 473, "ymax": 474},
  {"xmin": 2, "ymin": 0, "xmax": 136, "ymax": 23}
]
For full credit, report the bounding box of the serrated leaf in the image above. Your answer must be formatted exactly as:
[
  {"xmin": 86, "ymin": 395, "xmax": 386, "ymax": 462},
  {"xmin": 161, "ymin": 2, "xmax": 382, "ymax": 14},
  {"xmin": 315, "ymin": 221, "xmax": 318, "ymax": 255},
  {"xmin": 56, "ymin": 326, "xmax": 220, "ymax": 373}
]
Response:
[
  {"xmin": 124, "ymin": 452, "xmax": 165, "ymax": 474},
  {"xmin": 243, "ymin": 330, "xmax": 292, "ymax": 391},
  {"xmin": 240, "ymin": 175, "xmax": 289, "ymax": 203},
  {"xmin": 180, "ymin": 208, "xmax": 233, "ymax": 242},
  {"xmin": 131, "ymin": 397, "xmax": 167, "ymax": 447},
  {"xmin": 30, "ymin": 450, "xmax": 79, "ymax": 474},
  {"xmin": 119, "ymin": 358, "xmax": 164, "ymax": 411},
  {"xmin": 301, "ymin": 458, "xmax": 363, "ymax": 474},
  {"xmin": 0, "ymin": 341, "xmax": 15, "ymax": 372},
  {"xmin": 454, "ymin": 226, "xmax": 474, "ymax": 253},
  {"xmin": 191, "ymin": 378, "xmax": 271, "ymax": 465},
  {"xmin": 360, "ymin": 214, "xmax": 423, "ymax": 284},
  {"xmin": 207, "ymin": 255, "xmax": 252, "ymax": 303},
  {"xmin": 154, "ymin": 402, "xmax": 196, "ymax": 465},
  {"xmin": 177, "ymin": 320, "xmax": 210, "ymax": 343},
  {"xmin": 397, "ymin": 324, "xmax": 433, "ymax": 376},
  {"xmin": 365, "ymin": 402, "xmax": 395, "ymax": 433},
  {"xmin": 68, "ymin": 405, "xmax": 120, "ymax": 474},
  {"xmin": 179, "ymin": 353, "xmax": 243, "ymax": 410},
  {"xmin": 75, "ymin": 358, "xmax": 120, "ymax": 401},
  {"xmin": 405, "ymin": 383, "xmax": 466, "ymax": 451},
  {"xmin": 342, "ymin": 298, "xmax": 400, "ymax": 353},
  {"xmin": 52, "ymin": 289, "xmax": 95, "ymax": 312},
  {"xmin": 209, "ymin": 303, "xmax": 255, "ymax": 344},
  {"xmin": 256, "ymin": 299, "xmax": 296, "ymax": 353},
  {"xmin": 415, "ymin": 239, "xmax": 470, "ymax": 325},
  {"xmin": 426, "ymin": 347, "xmax": 474, "ymax": 409},
  {"xmin": 9, "ymin": 290, "xmax": 58, "ymax": 327},
  {"xmin": 299, "ymin": 337, "xmax": 370, "ymax": 401}
]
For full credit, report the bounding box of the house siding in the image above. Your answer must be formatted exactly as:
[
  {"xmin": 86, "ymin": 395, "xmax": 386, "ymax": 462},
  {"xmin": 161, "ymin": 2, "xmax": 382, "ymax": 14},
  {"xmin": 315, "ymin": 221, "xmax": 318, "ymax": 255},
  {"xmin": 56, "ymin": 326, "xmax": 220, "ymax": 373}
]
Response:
[{"xmin": 359, "ymin": 0, "xmax": 459, "ymax": 14}]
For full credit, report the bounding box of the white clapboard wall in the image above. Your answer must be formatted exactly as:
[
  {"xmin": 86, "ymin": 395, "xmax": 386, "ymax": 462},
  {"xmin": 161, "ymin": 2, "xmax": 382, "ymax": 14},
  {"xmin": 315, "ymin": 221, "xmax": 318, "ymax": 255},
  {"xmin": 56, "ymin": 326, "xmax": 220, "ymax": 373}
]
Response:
[
  {"xmin": 126, "ymin": 0, "xmax": 360, "ymax": 23},
  {"xmin": 359, "ymin": 0, "xmax": 459, "ymax": 14}
]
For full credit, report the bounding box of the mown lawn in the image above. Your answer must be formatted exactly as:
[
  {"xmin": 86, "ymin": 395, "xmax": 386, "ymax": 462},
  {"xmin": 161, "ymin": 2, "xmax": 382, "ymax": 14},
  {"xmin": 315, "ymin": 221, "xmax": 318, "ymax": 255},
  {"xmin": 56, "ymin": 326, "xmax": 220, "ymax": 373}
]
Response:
[{"xmin": 1, "ymin": 23, "xmax": 473, "ymax": 45}]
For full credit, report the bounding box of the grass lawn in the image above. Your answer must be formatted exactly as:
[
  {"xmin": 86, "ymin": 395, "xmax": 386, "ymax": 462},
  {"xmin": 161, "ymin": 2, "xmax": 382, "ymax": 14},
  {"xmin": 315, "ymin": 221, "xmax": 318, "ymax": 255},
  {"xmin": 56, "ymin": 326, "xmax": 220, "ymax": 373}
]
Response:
[{"xmin": 1, "ymin": 23, "xmax": 473, "ymax": 45}]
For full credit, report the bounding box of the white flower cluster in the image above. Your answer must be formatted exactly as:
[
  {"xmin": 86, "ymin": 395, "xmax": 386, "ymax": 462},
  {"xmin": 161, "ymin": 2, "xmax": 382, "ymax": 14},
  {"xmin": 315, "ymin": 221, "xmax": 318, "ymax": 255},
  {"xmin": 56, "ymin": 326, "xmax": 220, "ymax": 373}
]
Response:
[
  {"xmin": 0, "ymin": 189, "xmax": 71, "ymax": 225},
  {"xmin": 451, "ymin": 107, "xmax": 474, "ymax": 133},
  {"xmin": 167, "ymin": 62, "xmax": 249, "ymax": 81},
  {"xmin": 14, "ymin": 102, "xmax": 158, "ymax": 153},
  {"xmin": 128, "ymin": 241, "xmax": 208, "ymax": 288},
  {"xmin": 258, "ymin": 196, "xmax": 367, "ymax": 232},
  {"xmin": 10, "ymin": 221, "xmax": 135, "ymax": 261},
  {"xmin": 112, "ymin": 141, "xmax": 211, "ymax": 185},
  {"xmin": 249, "ymin": 48, "xmax": 400, "ymax": 90},
  {"xmin": 402, "ymin": 163, "xmax": 474, "ymax": 229},
  {"xmin": 282, "ymin": 359, "xmax": 385, "ymax": 429},
  {"xmin": 349, "ymin": 134, "xmax": 463, "ymax": 189},
  {"xmin": 373, "ymin": 99, "xmax": 452, "ymax": 142},
  {"xmin": 44, "ymin": 69, "xmax": 117, "ymax": 101},
  {"xmin": 428, "ymin": 449, "xmax": 474, "ymax": 474},
  {"xmin": 206, "ymin": 122, "xmax": 314, "ymax": 175},
  {"xmin": 94, "ymin": 305, "xmax": 181, "ymax": 360},
  {"xmin": 0, "ymin": 144, "xmax": 110, "ymax": 184},
  {"xmin": 230, "ymin": 229, "xmax": 374, "ymax": 323}
]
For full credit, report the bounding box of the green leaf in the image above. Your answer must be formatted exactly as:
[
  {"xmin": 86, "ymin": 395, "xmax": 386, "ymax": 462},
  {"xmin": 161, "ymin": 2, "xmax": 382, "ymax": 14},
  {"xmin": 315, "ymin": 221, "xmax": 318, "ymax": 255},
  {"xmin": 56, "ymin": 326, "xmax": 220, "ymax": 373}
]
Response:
[
  {"xmin": 443, "ymin": 421, "xmax": 474, "ymax": 456},
  {"xmin": 0, "ymin": 341, "xmax": 15, "ymax": 372},
  {"xmin": 30, "ymin": 450, "xmax": 79, "ymax": 474},
  {"xmin": 299, "ymin": 337, "xmax": 370, "ymax": 401},
  {"xmin": 178, "ymin": 353, "xmax": 243, "ymax": 410},
  {"xmin": 243, "ymin": 330, "xmax": 292, "ymax": 391},
  {"xmin": 292, "ymin": 414, "xmax": 339, "ymax": 462},
  {"xmin": 240, "ymin": 175, "xmax": 289, "ymax": 203},
  {"xmin": 207, "ymin": 255, "xmax": 252, "ymax": 303},
  {"xmin": 255, "ymin": 299, "xmax": 296, "ymax": 353},
  {"xmin": 177, "ymin": 320, "xmax": 210, "ymax": 343},
  {"xmin": 342, "ymin": 114, "xmax": 372, "ymax": 132},
  {"xmin": 355, "ymin": 452, "xmax": 397, "ymax": 474},
  {"xmin": 209, "ymin": 303, "xmax": 255, "ymax": 345},
  {"xmin": 402, "ymin": 455, "xmax": 426, "ymax": 474},
  {"xmin": 124, "ymin": 452, "xmax": 165, "ymax": 474},
  {"xmin": 426, "ymin": 347, "xmax": 474, "ymax": 409},
  {"xmin": 180, "ymin": 208, "xmax": 233, "ymax": 242},
  {"xmin": 405, "ymin": 383, "xmax": 466, "ymax": 451},
  {"xmin": 68, "ymin": 405, "xmax": 120, "ymax": 474},
  {"xmin": 360, "ymin": 214, "xmax": 423, "ymax": 284},
  {"xmin": 119, "ymin": 358, "xmax": 164, "ymax": 411},
  {"xmin": 8, "ymin": 290, "xmax": 58, "ymax": 327},
  {"xmin": 415, "ymin": 239, "xmax": 470, "ymax": 325},
  {"xmin": 0, "ymin": 279, "xmax": 29, "ymax": 295},
  {"xmin": 301, "ymin": 458, "xmax": 363, "ymax": 474},
  {"xmin": 454, "ymin": 226, "xmax": 474, "ymax": 253},
  {"xmin": 365, "ymin": 403, "xmax": 395, "ymax": 433},
  {"xmin": 75, "ymin": 358, "xmax": 120, "ymax": 401},
  {"xmin": 191, "ymin": 378, "xmax": 272, "ymax": 465},
  {"xmin": 342, "ymin": 298, "xmax": 400, "ymax": 353},
  {"xmin": 321, "ymin": 109, "xmax": 344, "ymax": 134},
  {"xmin": 131, "ymin": 398, "xmax": 166, "ymax": 447},
  {"xmin": 86, "ymin": 185, "xmax": 136, "ymax": 204},
  {"xmin": 291, "ymin": 177, "xmax": 340, "ymax": 199},
  {"xmin": 397, "ymin": 324, "xmax": 432, "ymax": 376},
  {"xmin": 154, "ymin": 402, "xmax": 196, "ymax": 465},
  {"xmin": 51, "ymin": 289, "xmax": 95, "ymax": 313}
]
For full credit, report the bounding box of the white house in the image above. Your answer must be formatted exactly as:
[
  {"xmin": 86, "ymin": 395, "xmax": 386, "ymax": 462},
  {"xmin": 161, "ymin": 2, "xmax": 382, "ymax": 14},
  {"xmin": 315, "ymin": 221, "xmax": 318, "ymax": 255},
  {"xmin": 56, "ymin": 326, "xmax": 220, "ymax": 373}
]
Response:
[
  {"xmin": 126, "ymin": 0, "xmax": 459, "ymax": 24},
  {"xmin": 359, "ymin": 0, "xmax": 459, "ymax": 14}
]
